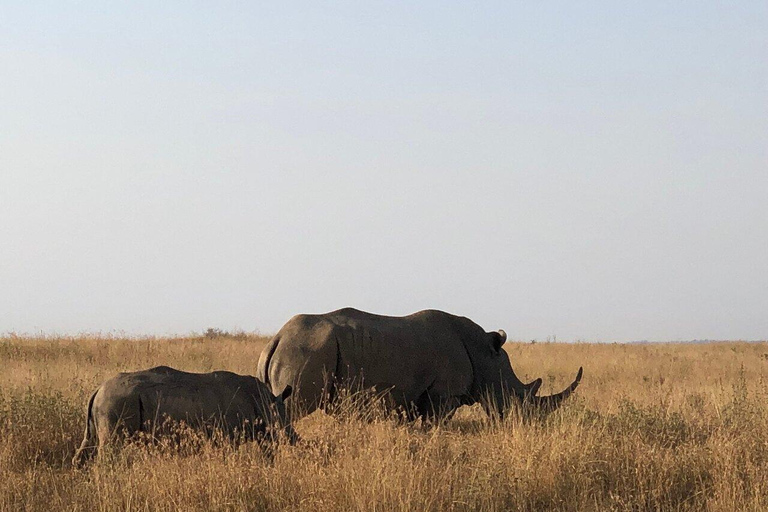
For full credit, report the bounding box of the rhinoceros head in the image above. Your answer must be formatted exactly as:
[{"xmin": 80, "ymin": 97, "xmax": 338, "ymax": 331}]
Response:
[{"xmin": 478, "ymin": 329, "xmax": 583, "ymax": 415}]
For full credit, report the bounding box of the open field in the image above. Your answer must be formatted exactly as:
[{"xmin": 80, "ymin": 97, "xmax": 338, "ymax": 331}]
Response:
[{"xmin": 2, "ymin": 334, "xmax": 767, "ymax": 511}]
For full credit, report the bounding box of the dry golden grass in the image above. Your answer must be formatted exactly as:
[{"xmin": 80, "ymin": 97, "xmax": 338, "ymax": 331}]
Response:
[{"xmin": 2, "ymin": 334, "xmax": 768, "ymax": 511}]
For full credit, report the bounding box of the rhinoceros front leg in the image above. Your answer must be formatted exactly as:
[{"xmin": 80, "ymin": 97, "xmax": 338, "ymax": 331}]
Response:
[{"xmin": 414, "ymin": 392, "xmax": 464, "ymax": 423}]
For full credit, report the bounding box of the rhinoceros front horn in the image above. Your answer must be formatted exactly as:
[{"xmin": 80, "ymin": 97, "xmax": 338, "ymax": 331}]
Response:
[{"xmin": 532, "ymin": 367, "xmax": 583, "ymax": 412}]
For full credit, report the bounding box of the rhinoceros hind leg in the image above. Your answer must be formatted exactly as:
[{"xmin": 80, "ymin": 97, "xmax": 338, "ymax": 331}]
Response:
[{"xmin": 72, "ymin": 440, "xmax": 97, "ymax": 468}]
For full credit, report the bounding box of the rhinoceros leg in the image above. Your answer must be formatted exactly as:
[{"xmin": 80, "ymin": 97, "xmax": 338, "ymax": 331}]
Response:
[
  {"xmin": 72, "ymin": 390, "xmax": 99, "ymax": 468},
  {"xmin": 72, "ymin": 438, "xmax": 97, "ymax": 468},
  {"xmin": 414, "ymin": 392, "xmax": 465, "ymax": 423}
]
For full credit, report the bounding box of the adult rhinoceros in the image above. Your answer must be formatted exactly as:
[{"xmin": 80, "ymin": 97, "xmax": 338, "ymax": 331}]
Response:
[
  {"xmin": 72, "ymin": 366, "xmax": 294, "ymax": 466},
  {"xmin": 257, "ymin": 308, "xmax": 582, "ymax": 420}
]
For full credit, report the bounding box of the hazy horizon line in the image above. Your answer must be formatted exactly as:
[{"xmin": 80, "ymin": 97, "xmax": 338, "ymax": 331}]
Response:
[{"xmin": 2, "ymin": 328, "xmax": 765, "ymax": 345}]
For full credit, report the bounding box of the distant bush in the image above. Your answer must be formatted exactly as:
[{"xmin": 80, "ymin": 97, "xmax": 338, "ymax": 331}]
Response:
[{"xmin": 202, "ymin": 328, "xmax": 251, "ymax": 340}]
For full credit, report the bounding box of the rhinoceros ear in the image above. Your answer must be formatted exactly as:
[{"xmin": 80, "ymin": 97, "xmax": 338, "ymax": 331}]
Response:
[
  {"xmin": 279, "ymin": 385, "xmax": 293, "ymax": 402},
  {"xmin": 492, "ymin": 330, "xmax": 507, "ymax": 352}
]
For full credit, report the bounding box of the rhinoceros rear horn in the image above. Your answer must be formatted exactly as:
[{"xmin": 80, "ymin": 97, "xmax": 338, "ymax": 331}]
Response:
[
  {"xmin": 279, "ymin": 385, "xmax": 293, "ymax": 402},
  {"xmin": 526, "ymin": 378, "xmax": 542, "ymax": 398}
]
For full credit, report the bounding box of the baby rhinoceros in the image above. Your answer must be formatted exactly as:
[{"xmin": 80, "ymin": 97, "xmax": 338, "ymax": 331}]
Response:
[{"xmin": 72, "ymin": 366, "xmax": 294, "ymax": 467}]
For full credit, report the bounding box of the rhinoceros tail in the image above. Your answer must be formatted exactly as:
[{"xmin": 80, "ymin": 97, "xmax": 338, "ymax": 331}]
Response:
[
  {"xmin": 72, "ymin": 389, "xmax": 99, "ymax": 468},
  {"xmin": 257, "ymin": 335, "xmax": 281, "ymax": 388}
]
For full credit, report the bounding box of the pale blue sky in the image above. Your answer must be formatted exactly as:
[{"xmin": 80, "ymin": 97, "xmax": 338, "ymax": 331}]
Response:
[{"xmin": 1, "ymin": 2, "xmax": 766, "ymax": 341}]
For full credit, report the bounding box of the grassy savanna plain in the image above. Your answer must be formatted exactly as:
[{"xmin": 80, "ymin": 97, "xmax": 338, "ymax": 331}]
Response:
[{"xmin": 1, "ymin": 333, "xmax": 767, "ymax": 511}]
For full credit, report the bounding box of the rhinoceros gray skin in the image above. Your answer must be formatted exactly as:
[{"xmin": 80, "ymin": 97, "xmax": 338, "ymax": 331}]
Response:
[
  {"xmin": 72, "ymin": 366, "xmax": 294, "ymax": 467},
  {"xmin": 257, "ymin": 308, "xmax": 582, "ymax": 420}
]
